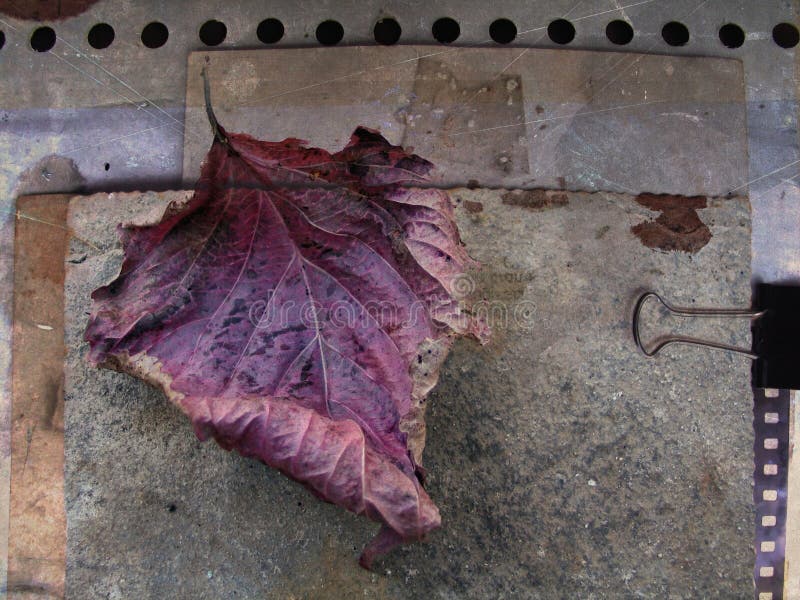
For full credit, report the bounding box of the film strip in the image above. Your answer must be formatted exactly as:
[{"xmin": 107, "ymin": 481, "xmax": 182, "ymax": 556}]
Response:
[{"xmin": 753, "ymin": 387, "xmax": 791, "ymax": 600}]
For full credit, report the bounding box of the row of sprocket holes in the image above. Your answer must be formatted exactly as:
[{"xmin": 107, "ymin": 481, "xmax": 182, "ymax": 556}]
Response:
[{"xmin": 6, "ymin": 17, "xmax": 800, "ymax": 52}]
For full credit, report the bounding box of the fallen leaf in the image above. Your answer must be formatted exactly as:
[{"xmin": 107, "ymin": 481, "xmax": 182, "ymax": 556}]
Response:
[{"xmin": 85, "ymin": 93, "xmax": 487, "ymax": 567}]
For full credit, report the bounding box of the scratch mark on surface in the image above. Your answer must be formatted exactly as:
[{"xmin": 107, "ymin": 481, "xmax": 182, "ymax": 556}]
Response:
[{"xmin": 659, "ymin": 112, "xmax": 702, "ymax": 123}]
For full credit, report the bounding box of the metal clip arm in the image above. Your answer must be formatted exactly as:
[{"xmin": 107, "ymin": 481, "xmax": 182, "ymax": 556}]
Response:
[{"xmin": 632, "ymin": 291, "xmax": 764, "ymax": 358}]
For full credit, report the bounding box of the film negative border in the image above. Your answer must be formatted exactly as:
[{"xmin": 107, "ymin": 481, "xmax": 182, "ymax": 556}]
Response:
[{"xmin": 753, "ymin": 387, "xmax": 791, "ymax": 600}]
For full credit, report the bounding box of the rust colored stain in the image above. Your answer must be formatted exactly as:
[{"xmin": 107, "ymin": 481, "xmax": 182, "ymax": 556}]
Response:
[
  {"xmin": 0, "ymin": 0, "xmax": 100, "ymax": 20},
  {"xmin": 501, "ymin": 189, "xmax": 568, "ymax": 210},
  {"xmin": 631, "ymin": 193, "xmax": 712, "ymax": 253},
  {"xmin": 463, "ymin": 199, "xmax": 483, "ymax": 213}
]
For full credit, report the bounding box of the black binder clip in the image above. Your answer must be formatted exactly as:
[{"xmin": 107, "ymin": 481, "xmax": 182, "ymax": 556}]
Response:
[{"xmin": 632, "ymin": 283, "xmax": 800, "ymax": 389}]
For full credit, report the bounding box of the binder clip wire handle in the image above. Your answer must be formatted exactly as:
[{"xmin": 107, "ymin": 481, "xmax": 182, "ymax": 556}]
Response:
[{"xmin": 632, "ymin": 291, "xmax": 765, "ymax": 359}]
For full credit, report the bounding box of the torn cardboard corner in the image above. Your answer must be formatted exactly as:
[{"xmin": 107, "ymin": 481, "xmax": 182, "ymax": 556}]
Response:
[{"xmin": 10, "ymin": 195, "xmax": 71, "ymax": 599}]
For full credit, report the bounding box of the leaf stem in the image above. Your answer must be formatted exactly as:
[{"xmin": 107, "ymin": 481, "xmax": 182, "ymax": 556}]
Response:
[{"xmin": 201, "ymin": 66, "xmax": 228, "ymax": 145}]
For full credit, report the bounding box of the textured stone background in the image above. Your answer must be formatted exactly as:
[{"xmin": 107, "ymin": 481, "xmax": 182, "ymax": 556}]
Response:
[{"xmin": 64, "ymin": 188, "xmax": 753, "ymax": 598}]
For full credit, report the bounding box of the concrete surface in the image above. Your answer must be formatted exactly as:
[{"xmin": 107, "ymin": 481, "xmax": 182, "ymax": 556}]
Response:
[{"xmin": 64, "ymin": 188, "xmax": 752, "ymax": 598}]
